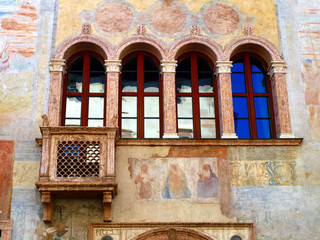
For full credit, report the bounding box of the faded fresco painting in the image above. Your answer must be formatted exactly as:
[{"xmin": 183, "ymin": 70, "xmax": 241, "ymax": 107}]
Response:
[{"xmin": 129, "ymin": 158, "xmax": 219, "ymax": 202}]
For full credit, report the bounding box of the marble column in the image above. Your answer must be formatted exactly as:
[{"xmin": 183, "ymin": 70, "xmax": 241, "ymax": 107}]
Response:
[
  {"xmin": 48, "ymin": 59, "xmax": 66, "ymax": 126},
  {"xmin": 105, "ymin": 60, "xmax": 121, "ymax": 128},
  {"xmin": 268, "ymin": 61, "xmax": 294, "ymax": 138},
  {"xmin": 215, "ymin": 61, "xmax": 237, "ymax": 138},
  {"xmin": 161, "ymin": 60, "xmax": 179, "ymax": 138}
]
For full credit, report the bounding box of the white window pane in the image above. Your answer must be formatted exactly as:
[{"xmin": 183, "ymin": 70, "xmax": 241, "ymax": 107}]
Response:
[
  {"xmin": 178, "ymin": 119, "xmax": 193, "ymax": 138},
  {"xmin": 144, "ymin": 119, "xmax": 160, "ymax": 138},
  {"xmin": 65, "ymin": 119, "xmax": 81, "ymax": 126},
  {"xmin": 88, "ymin": 119, "xmax": 104, "ymax": 127},
  {"xmin": 200, "ymin": 97, "xmax": 215, "ymax": 118},
  {"xmin": 89, "ymin": 72, "xmax": 105, "ymax": 93},
  {"xmin": 200, "ymin": 119, "xmax": 216, "ymax": 138},
  {"xmin": 177, "ymin": 97, "xmax": 193, "ymax": 118},
  {"xmin": 121, "ymin": 119, "xmax": 137, "ymax": 138},
  {"xmin": 89, "ymin": 97, "xmax": 104, "ymax": 118},
  {"xmin": 122, "ymin": 96, "xmax": 137, "ymax": 117},
  {"xmin": 66, "ymin": 97, "xmax": 81, "ymax": 118},
  {"xmin": 144, "ymin": 97, "xmax": 159, "ymax": 117}
]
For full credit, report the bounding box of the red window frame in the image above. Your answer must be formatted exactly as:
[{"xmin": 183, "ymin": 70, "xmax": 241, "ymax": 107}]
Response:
[
  {"xmin": 61, "ymin": 51, "xmax": 106, "ymax": 126},
  {"xmin": 231, "ymin": 53, "xmax": 276, "ymax": 138},
  {"xmin": 176, "ymin": 52, "xmax": 220, "ymax": 138},
  {"xmin": 119, "ymin": 51, "xmax": 163, "ymax": 138}
]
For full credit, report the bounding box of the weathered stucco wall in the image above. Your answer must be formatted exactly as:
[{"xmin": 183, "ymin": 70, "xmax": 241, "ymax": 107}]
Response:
[{"xmin": 0, "ymin": 0, "xmax": 320, "ymax": 240}]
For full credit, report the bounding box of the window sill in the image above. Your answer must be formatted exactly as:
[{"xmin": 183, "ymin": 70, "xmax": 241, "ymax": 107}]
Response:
[{"xmin": 116, "ymin": 138, "xmax": 303, "ymax": 146}]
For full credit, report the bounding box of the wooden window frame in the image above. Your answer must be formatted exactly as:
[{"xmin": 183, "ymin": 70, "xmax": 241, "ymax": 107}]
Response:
[
  {"xmin": 61, "ymin": 51, "xmax": 106, "ymax": 126},
  {"xmin": 231, "ymin": 53, "xmax": 276, "ymax": 138},
  {"xmin": 176, "ymin": 52, "xmax": 220, "ymax": 139},
  {"xmin": 119, "ymin": 51, "xmax": 163, "ymax": 138}
]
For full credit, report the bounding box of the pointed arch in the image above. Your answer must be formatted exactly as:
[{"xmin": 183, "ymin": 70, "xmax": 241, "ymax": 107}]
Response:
[
  {"xmin": 114, "ymin": 35, "xmax": 168, "ymax": 60},
  {"xmin": 169, "ymin": 35, "xmax": 223, "ymax": 62}
]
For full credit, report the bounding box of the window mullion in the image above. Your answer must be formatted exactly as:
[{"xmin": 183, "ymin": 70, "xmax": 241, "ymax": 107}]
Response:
[
  {"xmin": 81, "ymin": 53, "xmax": 90, "ymax": 126},
  {"xmin": 138, "ymin": 54, "xmax": 144, "ymax": 138},
  {"xmin": 192, "ymin": 54, "xmax": 200, "ymax": 138}
]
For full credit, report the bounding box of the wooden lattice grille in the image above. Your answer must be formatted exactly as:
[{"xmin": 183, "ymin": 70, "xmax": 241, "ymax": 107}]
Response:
[{"xmin": 56, "ymin": 140, "xmax": 100, "ymax": 177}]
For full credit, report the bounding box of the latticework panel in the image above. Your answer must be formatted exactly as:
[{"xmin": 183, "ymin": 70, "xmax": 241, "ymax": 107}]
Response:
[{"xmin": 56, "ymin": 140, "xmax": 100, "ymax": 177}]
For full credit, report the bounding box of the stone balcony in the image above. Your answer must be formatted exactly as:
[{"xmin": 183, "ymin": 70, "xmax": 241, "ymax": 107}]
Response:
[{"xmin": 35, "ymin": 126, "xmax": 118, "ymax": 223}]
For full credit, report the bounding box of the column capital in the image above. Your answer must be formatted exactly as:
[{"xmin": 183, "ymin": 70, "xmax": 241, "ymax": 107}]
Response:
[
  {"xmin": 161, "ymin": 60, "xmax": 177, "ymax": 74},
  {"xmin": 215, "ymin": 61, "xmax": 233, "ymax": 75},
  {"xmin": 49, "ymin": 59, "xmax": 66, "ymax": 74},
  {"xmin": 105, "ymin": 60, "xmax": 121, "ymax": 73},
  {"xmin": 268, "ymin": 61, "xmax": 287, "ymax": 77}
]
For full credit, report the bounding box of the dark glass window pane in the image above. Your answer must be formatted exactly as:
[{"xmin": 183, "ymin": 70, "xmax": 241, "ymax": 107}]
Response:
[
  {"xmin": 232, "ymin": 57, "xmax": 244, "ymax": 72},
  {"xmin": 256, "ymin": 119, "xmax": 272, "ymax": 138},
  {"xmin": 231, "ymin": 73, "xmax": 246, "ymax": 93},
  {"xmin": 198, "ymin": 72, "xmax": 213, "ymax": 93},
  {"xmin": 122, "ymin": 72, "xmax": 137, "ymax": 92},
  {"xmin": 67, "ymin": 72, "xmax": 83, "ymax": 93},
  {"xmin": 252, "ymin": 73, "xmax": 268, "ymax": 93},
  {"xmin": 144, "ymin": 55, "xmax": 158, "ymax": 71},
  {"xmin": 90, "ymin": 55, "xmax": 104, "ymax": 71},
  {"xmin": 197, "ymin": 56, "xmax": 212, "ymax": 71},
  {"xmin": 144, "ymin": 72, "xmax": 159, "ymax": 92},
  {"xmin": 177, "ymin": 56, "xmax": 191, "ymax": 71},
  {"xmin": 233, "ymin": 97, "xmax": 248, "ymax": 118},
  {"xmin": 231, "ymin": 236, "xmax": 242, "ymax": 240},
  {"xmin": 254, "ymin": 97, "xmax": 270, "ymax": 118},
  {"xmin": 234, "ymin": 119, "xmax": 250, "ymax": 138},
  {"xmin": 89, "ymin": 72, "xmax": 105, "ymax": 93},
  {"xmin": 176, "ymin": 72, "xmax": 192, "ymax": 93},
  {"xmin": 250, "ymin": 57, "xmax": 266, "ymax": 73},
  {"xmin": 69, "ymin": 56, "xmax": 84, "ymax": 71},
  {"xmin": 123, "ymin": 56, "xmax": 137, "ymax": 71}
]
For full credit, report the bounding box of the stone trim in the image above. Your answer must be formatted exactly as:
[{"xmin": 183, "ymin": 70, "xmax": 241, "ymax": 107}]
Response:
[
  {"xmin": 105, "ymin": 60, "xmax": 122, "ymax": 73},
  {"xmin": 215, "ymin": 61, "xmax": 233, "ymax": 75},
  {"xmin": 49, "ymin": 59, "xmax": 66, "ymax": 74},
  {"xmin": 161, "ymin": 60, "xmax": 177, "ymax": 74},
  {"xmin": 268, "ymin": 61, "xmax": 287, "ymax": 77},
  {"xmin": 0, "ymin": 220, "xmax": 12, "ymax": 240}
]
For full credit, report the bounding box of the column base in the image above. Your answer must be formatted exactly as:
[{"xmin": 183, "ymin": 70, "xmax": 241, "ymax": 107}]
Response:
[
  {"xmin": 162, "ymin": 133, "xmax": 179, "ymax": 138},
  {"xmin": 221, "ymin": 133, "xmax": 238, "ymax": 139},
  {"xmin": 279, "ymin": 133, "xmax": 295, "ymax": 138}
]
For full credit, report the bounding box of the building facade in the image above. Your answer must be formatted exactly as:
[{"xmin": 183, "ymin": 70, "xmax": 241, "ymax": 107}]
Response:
[{"xmin": 0, "ymin": 0, "xmax": 319, "ymax": 239}]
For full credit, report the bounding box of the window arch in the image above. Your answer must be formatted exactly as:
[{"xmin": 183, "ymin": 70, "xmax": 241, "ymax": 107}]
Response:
[
  {"xmin": 231, "ymin": 53, "xmax": 276, "ymax": 138},
  {"xmin": 119, "ymin": 52, "xmax": 162, "ymax": 138},
  {"xmin": 62, "ymin": 51, "xmax": 106, "ymax": 126},
  {"xmin": 176, "ymin": 53, "xmax": 219, "ymax": 138}
]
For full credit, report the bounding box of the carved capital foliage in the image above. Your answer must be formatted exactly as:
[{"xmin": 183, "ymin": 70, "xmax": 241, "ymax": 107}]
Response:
[
  {"xmin": 268, "ymin": 61, "xmax": 287, "ymax": 77},
  {"xmin": 161, "ymin": 60, "xmax": 177, "ymax": 74},
  {"xmin": 215, "ymin": 61, "xmax": 233, "ymax": 75},
  {"xmin": 49, "ymin": 59, "xmax": 66, "ymax": 74},
  {"xmin": 105, "ymin": 60, "xmax": 121, "ymax": 73}
]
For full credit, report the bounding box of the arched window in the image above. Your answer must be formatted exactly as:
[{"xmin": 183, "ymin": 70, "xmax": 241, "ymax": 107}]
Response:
[
  {"xmin": 231, "ymin": 53, "xmax": 275, "ymax": 138},
  {"xmin": 176, "ymin": 53, "xmax": 219, "ymax": 138},
  {"xmin": 62, "ymin": 52, "xmax": 106, "ymax": 126},
  {"xmin": 120, "ymin": 52, "xmax": 162, "ymax": 138}
]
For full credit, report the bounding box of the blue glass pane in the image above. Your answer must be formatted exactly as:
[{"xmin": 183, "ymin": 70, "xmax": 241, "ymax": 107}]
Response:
[
  {"xmin": 252, "ymin": 73, "xmax": 268, "ymax": 93},
  {"xmin": 256, "ymin": 119, "xmax": 271, "ymax": 138},
  {"xmin": 250, "ymin": 57, "xmax": 266, "ymax": 73},
  {"xmin": 234, "ymin": 119, "xmax": 250, "ymax": 138},
  {"xmin": 233, "ymin": 97, "xmax": 248, "ymax": 118},
  {"xmin": 232, "ymin": 57, "xmax": 244, "ymax": 72},
  {"xmin": 231, "ymin": 73, "xmax": 246, "ymax": 93},
  {"xmin": 254, "ymin": 97, "xmax": 270, "ymax": 118},
  {"xmin": 197, "ymin": 56, "xmax": 212, "ymax": 71}
]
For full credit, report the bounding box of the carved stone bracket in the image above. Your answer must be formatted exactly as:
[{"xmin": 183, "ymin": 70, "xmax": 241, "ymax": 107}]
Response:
[
  {"xmin": 105, "ymin": 60, "xmax": 121, "ymax": 73},
  {"xmin": 103, "ymin": 192, "xmax": 113, "ymax": 222},
  {"xmin": 215, "ymin": 61, "xmax": 233, "ymax": 75},
  {"xmin": 82, "ymin": 24, "xmax": 92, "ymax": 35},
  {"xmin": 161, "ymin": 60, "xmax": 177, "ymax": 74},
  {"xmin": 49, "ymin": 59, "xmax": 66, "ymax": 74},
  {"xmin": 268, "ymin": 61, "xmax": 287, "ymax": 77}
]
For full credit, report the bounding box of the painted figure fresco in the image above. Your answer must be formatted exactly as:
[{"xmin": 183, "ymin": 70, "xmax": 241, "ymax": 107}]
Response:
[
  {"xmin": 162, "ymin": 164, "xmax": 191, "ymax": 199},
  {"xmin": 197, "ymin": 164, "xmax": 219, "ymax": 198},
  {"xmin": 134, "ymin": 164, "xmax": 153, "ymax": 199}
]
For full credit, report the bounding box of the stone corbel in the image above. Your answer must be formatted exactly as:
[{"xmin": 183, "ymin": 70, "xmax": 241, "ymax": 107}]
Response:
[
  {"xmin": 267, "ymin": 61, "xmax": 287, "ymax": 77},
  {"xmin": 41, "ymin": 192, "xmax": 53, "ymax": 223},
  {"xmin": 49, "ymin": 59, "xmax": 66, "ymax": 75},
  {"xmin": 161, "ymin": 60, "xmax": 177, "ymax": 75},
  {"xmin": 105, "ymin": 60, "xmax": 121, "ymax": 73},
  {"xmin": 103, "ymin": 192, "xmax": 113, "ymax": 222}
]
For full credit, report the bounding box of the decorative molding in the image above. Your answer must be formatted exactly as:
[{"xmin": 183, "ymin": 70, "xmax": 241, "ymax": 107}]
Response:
[
  {"xmin": 161, "ymin": 60, "xmax": 177, "ymax": 74},
  {"xmin": 81, "ymin": 24, "xmax": 92, "ymax": 35},
  {"xmin": 244, "ymin": 26, "xmax": 253, "ymax": 36},
  {"xmin": 105, "ymin": 60, "xmax": 122, "ymax": 73},
  {"xmin": 49, "ymin": 59, "xmax": 66, "ymax": 74},
  {"xmin": 137, "ymin": 25, "xmax": 146, "ymax": 35},
  {"xmin": 215, "ymin": 61, "xmax": 233, "ymax": 75},
  {"xmin": 190, "ymin": 25, "xmax": 200, "ymax": 36},
  {"xmin": 268, "ymin": 61, "xmax": 287, "ymax": 77}
]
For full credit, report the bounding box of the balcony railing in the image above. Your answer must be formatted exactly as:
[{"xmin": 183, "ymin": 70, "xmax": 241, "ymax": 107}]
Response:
[{"xmin": 36, "ymin": 126, "xmax": 118, "ymax": 223}]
